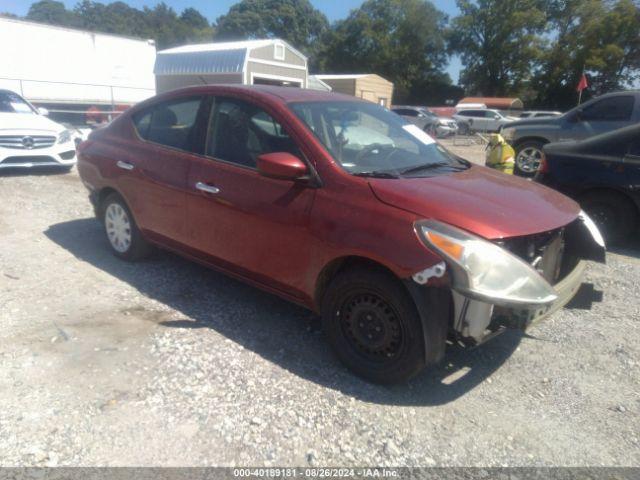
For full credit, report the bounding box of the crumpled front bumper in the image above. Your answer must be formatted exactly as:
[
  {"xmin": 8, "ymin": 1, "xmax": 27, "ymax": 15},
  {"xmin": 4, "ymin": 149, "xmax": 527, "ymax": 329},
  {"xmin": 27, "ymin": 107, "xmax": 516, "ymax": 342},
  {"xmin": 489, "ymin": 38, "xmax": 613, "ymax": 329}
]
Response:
[
  {"xmin": 452, "ymin": 259, "xmax": 587, "ymax": 341},
  {"xmin": 493, "ymin": 260, "xmax": 586, "ymax": 330}
]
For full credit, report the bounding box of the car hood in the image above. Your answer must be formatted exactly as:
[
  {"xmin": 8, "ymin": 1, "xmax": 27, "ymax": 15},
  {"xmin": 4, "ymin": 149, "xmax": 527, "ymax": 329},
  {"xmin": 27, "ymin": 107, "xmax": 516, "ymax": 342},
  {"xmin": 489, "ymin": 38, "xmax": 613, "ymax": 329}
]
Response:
[
  {"xmin": 503, "ymin": 116, "xmax": 563, "ymax": 129},
  {"xmin": 0, "ymin": 112, "xmax": 64, "ymax": 134},
  {"xmin": 369, "ymin": 165, "xmax": 580, "ymax": 239}
]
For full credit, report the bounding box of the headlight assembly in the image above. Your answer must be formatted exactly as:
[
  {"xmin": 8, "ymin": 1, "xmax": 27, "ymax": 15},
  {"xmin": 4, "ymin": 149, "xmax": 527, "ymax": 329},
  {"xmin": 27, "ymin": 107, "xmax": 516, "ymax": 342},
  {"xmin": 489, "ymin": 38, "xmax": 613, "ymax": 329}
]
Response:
[
  {"xmin": 57, "ymin": 129, "xmax": 73, "ymax": 144},
  {"xmin": 415, "ymin": 219, "xmax": 558, "ymax": 307}
]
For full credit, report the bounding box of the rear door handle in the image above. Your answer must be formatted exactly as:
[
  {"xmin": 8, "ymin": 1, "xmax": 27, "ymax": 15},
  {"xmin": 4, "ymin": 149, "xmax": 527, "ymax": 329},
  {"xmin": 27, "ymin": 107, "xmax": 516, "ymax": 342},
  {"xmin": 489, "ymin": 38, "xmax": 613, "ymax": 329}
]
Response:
[
  {"xmin": 195, "ymin": 182, "xmax": 220, "ymax": 194},
  {"xmin": 116, "ymin": 160, "xmax": 134, "ymax": 171}
]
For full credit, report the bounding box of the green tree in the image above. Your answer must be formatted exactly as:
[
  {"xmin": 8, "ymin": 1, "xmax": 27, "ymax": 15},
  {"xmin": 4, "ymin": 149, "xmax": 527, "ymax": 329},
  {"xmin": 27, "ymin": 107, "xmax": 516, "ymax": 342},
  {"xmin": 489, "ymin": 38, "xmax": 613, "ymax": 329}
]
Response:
[
  {"xmin": 533, "ymin": 0, "xmax": 640, "ymax": 109},
  {"xmin": 448, "ymin": 0, "xmax": 547, "ymax": 96},
  {"xmin": 214, "ymin": 0, "xmax": 329, "ymax": 54},
  {"xmin": 75, "ymin": 1, "xmax": 148, "ymax": 37},
  {"xmin": 181, "ymin": 7, "xmax": 210, "ymax": 30},
  {"xmin": 26, "ymin": 0, "xmax": 78, "ymax": 27},
  {"xmin": 319, "ymin": 0, "xmax": 450, "ymax": 103}
]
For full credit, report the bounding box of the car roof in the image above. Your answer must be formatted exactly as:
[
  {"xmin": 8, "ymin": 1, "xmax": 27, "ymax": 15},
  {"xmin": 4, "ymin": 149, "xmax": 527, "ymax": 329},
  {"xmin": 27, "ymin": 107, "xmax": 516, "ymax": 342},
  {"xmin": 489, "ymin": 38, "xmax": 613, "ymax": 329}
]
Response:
[
  {"xmin": 391, "ymin": 105, "xmax": 427, "ymax": 110},
  {"xmin": 153, "ymin": 84, "xmax": 362, "ymax": 104}
]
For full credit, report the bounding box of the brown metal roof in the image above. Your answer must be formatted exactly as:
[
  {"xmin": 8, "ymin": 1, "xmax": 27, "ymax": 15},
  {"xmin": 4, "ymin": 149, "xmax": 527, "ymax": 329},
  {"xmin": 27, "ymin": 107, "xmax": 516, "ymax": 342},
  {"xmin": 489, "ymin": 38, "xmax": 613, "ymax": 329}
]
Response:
[{"xmin": 459, "ymin": 97, "xmax": 524, "ymax": 109}]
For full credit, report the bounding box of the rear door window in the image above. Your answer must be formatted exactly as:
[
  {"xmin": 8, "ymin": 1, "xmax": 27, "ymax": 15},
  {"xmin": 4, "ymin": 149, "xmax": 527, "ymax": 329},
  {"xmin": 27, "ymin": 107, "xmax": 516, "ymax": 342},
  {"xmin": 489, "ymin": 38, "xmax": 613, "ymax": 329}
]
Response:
[
  {"xmin": 582, "ymin": 96, "xmax": 634, "ymax": 122},
  {"xmin": 132, "ymin": 97, "xmax": 204, "ymax": 153}
]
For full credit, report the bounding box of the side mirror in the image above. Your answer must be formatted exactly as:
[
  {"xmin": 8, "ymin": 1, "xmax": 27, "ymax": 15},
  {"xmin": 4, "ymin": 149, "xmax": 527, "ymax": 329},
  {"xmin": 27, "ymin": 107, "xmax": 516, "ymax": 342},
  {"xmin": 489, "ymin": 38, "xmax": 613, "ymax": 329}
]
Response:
[
  {"xmin": 37, "ymin": 107, "xmax": 49, "ymax": 116},
  {"xmin": 257, "ymin": 152, "xmax": 309, "ymax": 181}
]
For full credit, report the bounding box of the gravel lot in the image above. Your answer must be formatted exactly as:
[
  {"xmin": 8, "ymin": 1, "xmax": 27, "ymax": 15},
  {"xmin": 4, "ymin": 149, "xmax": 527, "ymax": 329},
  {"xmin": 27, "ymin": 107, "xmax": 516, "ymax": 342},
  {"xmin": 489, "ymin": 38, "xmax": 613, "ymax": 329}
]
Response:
[{"xmin": 1, "ymin": 149, "xmax": 639, "ymax": 466}]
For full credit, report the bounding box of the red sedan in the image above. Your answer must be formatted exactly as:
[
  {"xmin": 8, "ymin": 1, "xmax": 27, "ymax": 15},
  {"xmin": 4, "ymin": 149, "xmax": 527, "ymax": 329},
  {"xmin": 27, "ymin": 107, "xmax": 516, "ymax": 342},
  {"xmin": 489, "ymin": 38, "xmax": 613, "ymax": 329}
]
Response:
[{"xmin": 77, "ymin": 85, "xmax": 605, "ymax": 383}]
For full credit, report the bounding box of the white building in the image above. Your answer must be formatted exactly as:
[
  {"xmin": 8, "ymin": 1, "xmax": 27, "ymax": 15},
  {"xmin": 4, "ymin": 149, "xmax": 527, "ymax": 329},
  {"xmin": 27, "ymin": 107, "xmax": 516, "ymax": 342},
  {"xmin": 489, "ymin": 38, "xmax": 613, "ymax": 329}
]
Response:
[{"xmin": 0, "ymin": 17, "xmax": 156, "ymax": 123}]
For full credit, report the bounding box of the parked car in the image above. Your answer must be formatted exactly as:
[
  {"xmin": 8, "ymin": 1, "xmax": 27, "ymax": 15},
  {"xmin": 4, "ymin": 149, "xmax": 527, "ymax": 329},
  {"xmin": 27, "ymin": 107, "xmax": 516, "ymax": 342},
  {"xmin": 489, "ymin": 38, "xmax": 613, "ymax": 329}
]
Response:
[
  {"xmin": 536, "ymin": 123, "xmax": 640, "ymax": 243},
  {"xmin": 501, "ymin": 91, "xmax": 640, "ymax": 177},
  {"xmin": 519, "ymin": 111, "xmax": 563, "ymax": 119},
  {"xmin": 0, "ymin": 89, "xmax": 76, "ymax": 171},
  {"xmin": 453, "ymin": 108, "xmax": 519, "ymax": 134},
  {"xmin": 77, "ymin": 85, "xmax": 604, "ymax": 383},
  {"xmin": 391, "ymin": 106, "xmax": 458, "ymax": 138}
]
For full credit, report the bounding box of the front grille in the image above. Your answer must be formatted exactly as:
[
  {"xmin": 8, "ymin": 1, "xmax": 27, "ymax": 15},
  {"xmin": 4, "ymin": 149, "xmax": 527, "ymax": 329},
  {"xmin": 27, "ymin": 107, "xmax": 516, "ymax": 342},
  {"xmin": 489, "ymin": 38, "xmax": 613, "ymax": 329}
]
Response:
[
  {"xmin": 1, "ymin": 155, "xmax": 57, "ymax": 165},
  {"xmin": 0, "ymin": 135, "xmax": 56, "ymax": 149},
  {"xmin": 498, "ymin": 228, "xmax": 565, "ymax": 284}
]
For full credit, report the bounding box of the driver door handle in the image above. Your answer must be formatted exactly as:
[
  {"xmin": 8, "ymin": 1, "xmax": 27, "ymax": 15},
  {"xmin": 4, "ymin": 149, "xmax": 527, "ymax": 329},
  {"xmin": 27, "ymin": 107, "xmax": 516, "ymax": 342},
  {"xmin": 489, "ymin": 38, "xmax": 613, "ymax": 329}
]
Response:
[
  {"xmin": 116, "ymin": 160, "xmax": 134, "ymax": 171},
  {"xmin": 195, "ymin": 182, "xmax": 220, "ymax": 194}
]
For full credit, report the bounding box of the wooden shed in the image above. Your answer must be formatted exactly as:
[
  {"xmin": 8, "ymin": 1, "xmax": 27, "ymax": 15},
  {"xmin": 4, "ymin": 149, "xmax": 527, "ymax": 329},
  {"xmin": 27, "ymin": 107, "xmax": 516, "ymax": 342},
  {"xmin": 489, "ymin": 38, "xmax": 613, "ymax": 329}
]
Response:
[
  {"xmin": 314, "ymin": 74, "xmax": 394, "ymax": 107},
  {"xmin": 154, "ymin": 39, "xmax": 308, "ymax": 93}
]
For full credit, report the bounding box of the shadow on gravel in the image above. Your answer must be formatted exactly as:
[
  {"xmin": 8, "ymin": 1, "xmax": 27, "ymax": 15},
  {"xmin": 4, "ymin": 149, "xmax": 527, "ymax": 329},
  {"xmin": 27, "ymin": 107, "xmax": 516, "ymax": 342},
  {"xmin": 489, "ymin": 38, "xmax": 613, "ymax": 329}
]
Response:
[{"xmin": 46, "ymin": 218, "xmax": 522, "ymax": 406}]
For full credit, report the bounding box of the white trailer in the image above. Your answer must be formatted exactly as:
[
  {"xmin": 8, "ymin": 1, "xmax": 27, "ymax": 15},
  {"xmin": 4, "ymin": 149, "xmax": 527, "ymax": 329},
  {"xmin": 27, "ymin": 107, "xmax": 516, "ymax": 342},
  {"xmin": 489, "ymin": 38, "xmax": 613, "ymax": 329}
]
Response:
[{"xmin": 0, "ymin": 17, "xmax": 156, "ymax": 124}]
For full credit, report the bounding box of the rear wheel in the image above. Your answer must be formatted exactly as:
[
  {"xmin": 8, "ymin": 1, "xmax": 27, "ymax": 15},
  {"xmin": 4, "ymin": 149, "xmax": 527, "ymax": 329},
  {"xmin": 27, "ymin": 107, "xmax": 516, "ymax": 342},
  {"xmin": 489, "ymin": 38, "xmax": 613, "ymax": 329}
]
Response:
[
  {"xmin": 321, "ymin": 267, "xmax": 428, "ymax": 384},
  {"xmin": 515, "ymin": 141, "xmax": 546, "ymax": 177},
  {"xmin": 580, "ymin": 191, "xmax": 638, "ymax": 244},
  {"xmin": 101, "ymin": 192, "xmax": 153, "ymax": 260}
]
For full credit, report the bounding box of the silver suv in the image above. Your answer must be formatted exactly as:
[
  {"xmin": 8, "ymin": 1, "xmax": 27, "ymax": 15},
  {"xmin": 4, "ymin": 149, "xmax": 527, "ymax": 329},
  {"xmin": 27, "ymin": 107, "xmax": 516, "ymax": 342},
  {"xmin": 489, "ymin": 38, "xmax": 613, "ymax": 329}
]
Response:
[
  {"xmin": 453, "ymin": 108, "xmax": 518, "ymax": 134},
  {"xmin": 391, "ymin": 106, "xmax": 458, "ymax": 138},
  {"xmin": 501, "ymin": 91, "xmax": 640, "ymax": 176}
]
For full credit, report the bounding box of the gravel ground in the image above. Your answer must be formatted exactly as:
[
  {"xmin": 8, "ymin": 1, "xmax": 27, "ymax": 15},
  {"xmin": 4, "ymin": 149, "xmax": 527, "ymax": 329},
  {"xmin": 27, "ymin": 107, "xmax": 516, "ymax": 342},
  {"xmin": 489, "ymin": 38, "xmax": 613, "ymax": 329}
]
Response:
[{"xmin": 0, "ymin": 156, "xmax": 639, "ymax": 467}]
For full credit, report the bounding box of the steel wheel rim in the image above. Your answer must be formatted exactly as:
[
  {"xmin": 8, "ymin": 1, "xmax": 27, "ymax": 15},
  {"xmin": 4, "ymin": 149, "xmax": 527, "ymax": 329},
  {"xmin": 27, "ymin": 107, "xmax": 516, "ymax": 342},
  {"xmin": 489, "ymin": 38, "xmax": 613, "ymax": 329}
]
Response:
[
  {"xmin": 105, "ymin": 203, "xmax": 132, "ymax": 253},
  {"xmin": 516, "ymin": 147, "xmax": 543, "ymax": 173},
  {"xmin": 339, "ymin": 292, "xmax": 404, "ymax": 362}
]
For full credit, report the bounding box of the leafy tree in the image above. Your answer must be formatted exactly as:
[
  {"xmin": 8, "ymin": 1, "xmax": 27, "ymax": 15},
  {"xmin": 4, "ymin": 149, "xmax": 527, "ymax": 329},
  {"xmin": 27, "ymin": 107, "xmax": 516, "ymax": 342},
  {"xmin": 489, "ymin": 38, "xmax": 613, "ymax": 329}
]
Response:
[
  {"xmin": 449, "ymin": 0, "xmax": 547, "ymax": 97},
  {"xmin": 181, "ymin": 7, "xmax": 210, "ymax": 30},
  {"xmin": 533, "ymin": 0, "xmax": 640, "ymax": 109},
  {"xmin": 75, "ymin": 1, "xmax": 147, "ymax": 37},
  {"xmin": 214, "ymin": 0, "xmax": 329, "ymax": 54},
  {"xmin": 26, "ymin": 0, "xmax": 78, "ymax": 27},
  {"xmin": 319, "ymin": 0, "xmax": 450, "ymax": 103}
]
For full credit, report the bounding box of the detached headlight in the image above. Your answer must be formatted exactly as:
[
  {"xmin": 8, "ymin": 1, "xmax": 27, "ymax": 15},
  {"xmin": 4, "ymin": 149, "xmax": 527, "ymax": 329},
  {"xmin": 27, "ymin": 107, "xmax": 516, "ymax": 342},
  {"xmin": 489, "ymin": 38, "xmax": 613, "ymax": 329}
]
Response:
[
  {"xmin": 501, "ymin": 127, "xmax": 515, "ymax": 141},
  {"xmin": 415, "ymin": 219, "xmax": 557, "ymax": 307},
  {"xmin": 57, "ymin": 129, "xmax": 72, "ymax": 144}
]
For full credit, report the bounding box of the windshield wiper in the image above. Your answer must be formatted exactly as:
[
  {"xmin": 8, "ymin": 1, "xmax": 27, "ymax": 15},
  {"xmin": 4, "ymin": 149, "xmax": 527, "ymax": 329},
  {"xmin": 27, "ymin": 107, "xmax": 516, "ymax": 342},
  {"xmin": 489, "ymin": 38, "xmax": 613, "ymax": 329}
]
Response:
[
  {"xmin": 399, "ymin": 162, "xmax": 466, "ymax": 175},
  {"xmin": 352, "ymin": 170, "xmax": 399, "ymax": 179}
]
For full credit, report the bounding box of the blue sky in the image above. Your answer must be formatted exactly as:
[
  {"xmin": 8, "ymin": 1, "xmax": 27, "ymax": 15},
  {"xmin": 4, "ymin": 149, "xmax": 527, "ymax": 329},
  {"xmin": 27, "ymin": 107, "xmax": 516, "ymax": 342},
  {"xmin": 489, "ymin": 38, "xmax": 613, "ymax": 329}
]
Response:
[{"xmin": 1, "ymin": 0, "xmax": 463, "ymax": 81}]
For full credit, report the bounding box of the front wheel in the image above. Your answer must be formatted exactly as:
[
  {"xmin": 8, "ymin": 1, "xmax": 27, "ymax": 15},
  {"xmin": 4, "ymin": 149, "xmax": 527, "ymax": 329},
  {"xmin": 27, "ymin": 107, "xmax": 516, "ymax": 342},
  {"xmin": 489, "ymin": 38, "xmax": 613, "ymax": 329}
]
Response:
[
  {"xmin": 515, "ymin": 141, "xmax": 546, "ymax": 177},
  {"xmin": 101, "ymin": 192, "xmax": 153, "ymax": 260},
  {"xmin": 321, "ymin": 267, "xmax": 428, "ymax": 384}
]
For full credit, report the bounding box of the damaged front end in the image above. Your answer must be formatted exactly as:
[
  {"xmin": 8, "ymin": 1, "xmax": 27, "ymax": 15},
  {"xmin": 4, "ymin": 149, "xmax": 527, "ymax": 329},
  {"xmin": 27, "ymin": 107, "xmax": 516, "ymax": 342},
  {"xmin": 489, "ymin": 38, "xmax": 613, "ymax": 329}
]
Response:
[{"xmin": 414, "ymin": 212, "xmax": 605, "ymax": 345}]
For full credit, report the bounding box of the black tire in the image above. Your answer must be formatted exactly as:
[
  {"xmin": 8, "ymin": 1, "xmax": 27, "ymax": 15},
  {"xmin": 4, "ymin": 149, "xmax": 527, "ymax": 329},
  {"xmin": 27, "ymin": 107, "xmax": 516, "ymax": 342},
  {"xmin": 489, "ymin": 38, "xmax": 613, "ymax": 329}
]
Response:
[
  {"xmin": 514, "ymin": 140, "xmax": 546, "ymax": 177},
  {"xmin": 580, "ymin": 191, "xmax": 638, "ymax": 244},
  {"xmin": 321, "ymin": 267, "xmax": 428, "ymax": 384},
  {"xmin": 101, "ymin": 192, "xmax": 153, "ymax": 261}
]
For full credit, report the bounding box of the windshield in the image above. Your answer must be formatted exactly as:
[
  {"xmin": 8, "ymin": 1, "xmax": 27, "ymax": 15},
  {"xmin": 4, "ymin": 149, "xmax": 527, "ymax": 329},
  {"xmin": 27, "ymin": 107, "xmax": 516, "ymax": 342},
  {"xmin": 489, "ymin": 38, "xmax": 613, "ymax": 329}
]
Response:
[
  {"xmin": 290, "ymin": 101, "xmax": 468, "ymax": 178},
  {"xmin": 0, "ymin": 91, "xmax": 36, "ymax": 114}
]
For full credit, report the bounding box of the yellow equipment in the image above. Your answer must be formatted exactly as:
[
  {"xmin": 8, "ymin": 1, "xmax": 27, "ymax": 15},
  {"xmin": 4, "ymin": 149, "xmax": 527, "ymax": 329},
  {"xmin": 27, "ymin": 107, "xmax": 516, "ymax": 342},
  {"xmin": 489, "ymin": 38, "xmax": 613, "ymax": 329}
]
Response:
[{"xmin": 485, "ymin": 134, "xmax": 515, "ymax": 175}]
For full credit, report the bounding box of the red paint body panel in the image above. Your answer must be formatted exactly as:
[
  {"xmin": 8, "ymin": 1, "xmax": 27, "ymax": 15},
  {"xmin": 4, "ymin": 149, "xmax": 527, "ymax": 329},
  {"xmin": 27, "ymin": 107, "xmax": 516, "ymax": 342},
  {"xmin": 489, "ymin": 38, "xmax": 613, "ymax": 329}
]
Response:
[
  {"xmin": 369, "ymin": 165, "xmax": 580, "ymax": 239},
  {"xmin": 77, "ymin": 85, "xmax": 580, "ymax": 311}
]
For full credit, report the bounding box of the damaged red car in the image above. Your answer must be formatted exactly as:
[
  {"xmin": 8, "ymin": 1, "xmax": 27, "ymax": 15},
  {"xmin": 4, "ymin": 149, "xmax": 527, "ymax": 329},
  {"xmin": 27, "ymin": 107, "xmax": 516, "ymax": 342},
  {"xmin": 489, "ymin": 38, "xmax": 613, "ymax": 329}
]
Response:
[{"xmin": 77, "ymin": 86, "xmax": 605, "ymax": 383}]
